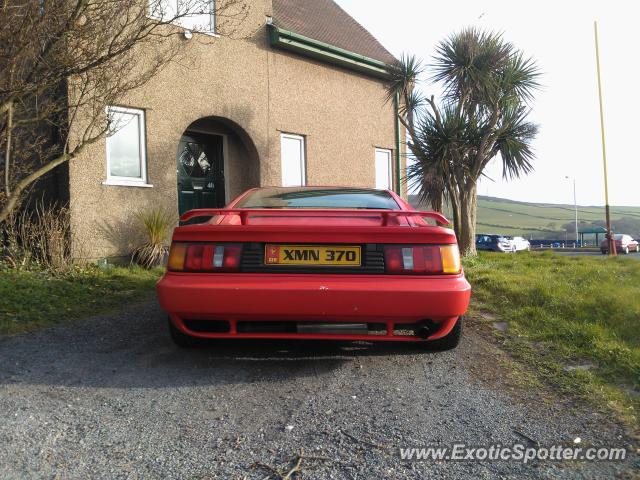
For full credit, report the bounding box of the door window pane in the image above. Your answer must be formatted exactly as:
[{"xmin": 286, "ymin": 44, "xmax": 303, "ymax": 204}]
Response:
[
  {"xmin": 375, "ymin": 148, "xmax": 392, "ymax": 190},
  {"xmin": 281, "ymin": 134, "xmax": 305, "ymax": 187}
]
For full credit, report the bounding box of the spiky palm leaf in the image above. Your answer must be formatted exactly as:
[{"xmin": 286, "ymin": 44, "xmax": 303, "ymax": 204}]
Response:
[
  {"xmin": 132, "ymin": 208, "xmax": 174, "ymax": 268},
  {"xmin": 406, "ymin": 105, "xmax": 468, "ymax": 210},
  {"xmin": 490, "ymin": 104, "xmax": 539, "ymax": 179},
  {"xmin": 386, "ymin": 29, "xmax": 540, "ymax": 254},
  {"xmin": 432, "ymin": 27, "xmax": 540, "ymax": 110},
  {"xmin": 385, "ymin": 53, "xmax": 424, "ymax": 105}
]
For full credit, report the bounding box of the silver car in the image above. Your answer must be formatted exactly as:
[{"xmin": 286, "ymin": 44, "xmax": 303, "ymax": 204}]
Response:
[{"xmin": 511, "ymin": 236, "xmax": 531, "ymax": 252}]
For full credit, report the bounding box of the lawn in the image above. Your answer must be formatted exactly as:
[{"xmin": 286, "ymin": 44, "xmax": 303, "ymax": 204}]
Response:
[
  {"xmin": 465, "ymin": 251, "xmax": 640, "ymax": 427},
  {"xmin": 0, "ymin": 265, "xmax": 163, "ymax": 335}
]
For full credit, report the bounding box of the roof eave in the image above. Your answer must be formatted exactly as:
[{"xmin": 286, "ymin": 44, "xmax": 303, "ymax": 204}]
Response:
[{"xmin": 268, "ymin": 24, "xmax": 392, "ymax": 79}]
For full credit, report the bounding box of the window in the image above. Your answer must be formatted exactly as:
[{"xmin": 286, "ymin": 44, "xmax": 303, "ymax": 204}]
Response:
[
  {"xmin": 375, "ymin": 148, "xmax": 392, "ymax": 190},
  {"xmin": 280, "ymin": 134, "xmax": 306, "ymax": 187},
  {"xmin": 236, "ymin": 187, "xmax": 399, "ymax": 210},
  {"xmin": 149, "ymin": 0, "xmax": 215, "ymax": 33},
  {"xmin": 105, "ymin": 106, "xmax": 149, "ymax": 186}
]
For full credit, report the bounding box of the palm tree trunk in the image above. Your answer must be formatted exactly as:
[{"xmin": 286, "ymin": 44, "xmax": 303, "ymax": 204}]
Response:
[
  {"xmin": 430, "ymin": 192, "xmax": 443, "ymax": 214},
  {"xmin": 449, "ymin": 193, "xmax": 461, "ymax": 238},
  {"xmin": 457, "ymin": 183, "xmax": 478, "ymax": 256}
]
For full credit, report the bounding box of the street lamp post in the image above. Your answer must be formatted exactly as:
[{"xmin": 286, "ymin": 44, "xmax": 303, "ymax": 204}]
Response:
[{"xmin": 565, "ymin": 176, "xmax": 579, "ymax": 246}]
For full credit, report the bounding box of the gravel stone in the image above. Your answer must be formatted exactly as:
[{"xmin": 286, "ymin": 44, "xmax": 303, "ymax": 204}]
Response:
[{"xmin": 0, "ymin": 301, "xmax": 637, "ymax": 479}]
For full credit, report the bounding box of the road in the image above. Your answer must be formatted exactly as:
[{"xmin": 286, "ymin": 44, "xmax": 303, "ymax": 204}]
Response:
[
  {"xmin": 552, "ymin": 250, "xmax": 640, "ymax": 260},
  {"xmin": 1, "ymin": 302, "xmax": 637, "ymax": 479}
]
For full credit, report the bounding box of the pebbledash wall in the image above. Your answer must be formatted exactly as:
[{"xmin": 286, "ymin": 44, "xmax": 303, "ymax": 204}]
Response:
[{"xmin": 67, "ymin": 0, "xmax": 403, "ymax": 260}]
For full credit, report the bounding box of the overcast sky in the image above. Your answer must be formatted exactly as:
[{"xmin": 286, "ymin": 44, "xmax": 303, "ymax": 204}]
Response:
[{"xmin": 336, "ymin": 0, "xmax": 639, "ymax": 207}]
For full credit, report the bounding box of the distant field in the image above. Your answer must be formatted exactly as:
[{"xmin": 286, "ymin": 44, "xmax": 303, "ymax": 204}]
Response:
[
  {"xmin": 409, "ymin": 195, "xmax": 640, "ymax": 239},
  {"xmin": 473, "ymin": 196, "xmax": 640, "ymax": 237}
]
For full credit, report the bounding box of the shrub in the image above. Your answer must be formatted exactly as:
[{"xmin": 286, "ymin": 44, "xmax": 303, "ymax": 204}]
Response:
[
  {"xmin": 131, "ymin": 208, "xmax": 174, "ymax": 269},
  {"xmin": 1, "ymin": 201, "xmax": 73, "ymax": 275}
]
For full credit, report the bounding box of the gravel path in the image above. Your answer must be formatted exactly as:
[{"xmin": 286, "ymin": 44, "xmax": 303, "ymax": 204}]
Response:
[{"xmin": 1, "ymin": 302, "xmax": 637, "ymax": 479}]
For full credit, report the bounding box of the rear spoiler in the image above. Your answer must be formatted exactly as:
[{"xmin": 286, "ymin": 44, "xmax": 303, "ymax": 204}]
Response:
[{"xmin": 179, "ymin": 208, "xmax": 450, "ymax": 227}]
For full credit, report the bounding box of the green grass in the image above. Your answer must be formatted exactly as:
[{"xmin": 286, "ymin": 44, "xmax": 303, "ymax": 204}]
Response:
[
  {"xmin": 0, "ymin": 265, "xmax": 163, "ymax": 335},
  {"xmin": 465, "ymin": 251, "xmax": 640, "ymax": 428}
]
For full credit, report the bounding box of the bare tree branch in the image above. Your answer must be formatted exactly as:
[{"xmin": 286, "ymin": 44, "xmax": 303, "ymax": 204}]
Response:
[{"xmin": 0, "ymin": 0, "xmax": 250, "ymax": 221}]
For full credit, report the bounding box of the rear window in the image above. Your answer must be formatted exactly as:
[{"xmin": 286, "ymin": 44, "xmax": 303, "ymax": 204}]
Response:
[{"xmin": 236, "ymin": 188, "xmax": 400, "ymax": 210}]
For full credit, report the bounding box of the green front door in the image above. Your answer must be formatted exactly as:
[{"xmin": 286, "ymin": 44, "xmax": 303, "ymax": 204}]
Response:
[{"xmin": 177, "ymin": 132, "xmax": 225, "ymax": 215}]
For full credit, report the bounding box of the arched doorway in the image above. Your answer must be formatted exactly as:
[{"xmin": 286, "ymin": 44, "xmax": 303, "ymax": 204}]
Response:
[{"xmin": 176, "ymin": 117, "xmax": 260, "ymax": 215}]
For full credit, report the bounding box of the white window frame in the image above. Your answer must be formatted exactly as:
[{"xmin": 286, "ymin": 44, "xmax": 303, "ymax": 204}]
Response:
[
  {"xmin": 103, "ymin": 106, "xmax": 152, "ymax": 188},
  {"xmin": 280, "ymin": 133, "xmax": 306, "ymax": 187},
  {"xmin": 374, "ymin": 147, "xmax": 393, "ymax": 190},
  {"xmin": 148, "ymin": 0, "xmax": 217, "ymax": 35}
]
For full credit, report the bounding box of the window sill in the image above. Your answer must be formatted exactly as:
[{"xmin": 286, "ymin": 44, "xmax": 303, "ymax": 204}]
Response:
[
  {"xmin": 198, "ymin": 30, "xmax": 220, "ymax": 38},
  {"xmin": 102, "ymin": 180, "xmax": 154, "ymax": 188},
  {"xmin": 146, "ymin": 15, "xmax": 219, "ymax": 37}
]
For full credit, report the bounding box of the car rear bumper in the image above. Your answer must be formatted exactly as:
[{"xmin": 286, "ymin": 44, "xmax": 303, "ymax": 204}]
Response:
[{"xmin": 156, "ymin": 273, "xmax": 471, "ymax": 342}]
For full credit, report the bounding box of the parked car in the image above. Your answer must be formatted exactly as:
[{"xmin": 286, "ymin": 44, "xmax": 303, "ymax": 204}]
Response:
[
  {"xmin": 157, "ymin": 187, "xmax": 471, "ymax": 351},
  {"xmin": 511, "ymin": 236, "xmax": 531, "ymax": 251},
  {"xmin": 476, "ymin": 234, "xmax": 514, "ymax": 253},
  {"xmin": 600, "ymin": 234, "xmax": 640, "ymax": 254}
]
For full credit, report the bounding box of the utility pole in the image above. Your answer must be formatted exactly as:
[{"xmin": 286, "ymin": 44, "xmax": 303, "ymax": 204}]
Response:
[
  {"xmin": 594, "ymin": 21, "xmax": 616, "ymax": 256},
  {"xmin": 565, "ymin": 176, "xmax": 579, "ymax": 246}
]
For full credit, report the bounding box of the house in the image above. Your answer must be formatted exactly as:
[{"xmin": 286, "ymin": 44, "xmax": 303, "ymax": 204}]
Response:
[{"xmin": 67, "ymin": 0, "xmax": 403, "ymax": 260}]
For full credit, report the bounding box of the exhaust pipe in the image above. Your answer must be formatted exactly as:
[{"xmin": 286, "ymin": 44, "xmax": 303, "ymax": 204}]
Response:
[{"xmin": 413, "ymin": 320, "xmax": 439, "ymax": 339}]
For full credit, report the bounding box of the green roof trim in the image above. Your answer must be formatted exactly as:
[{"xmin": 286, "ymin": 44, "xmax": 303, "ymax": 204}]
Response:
[{"xmin": 268, "ymin": 24, "xmax": 391, "ymax": 79}]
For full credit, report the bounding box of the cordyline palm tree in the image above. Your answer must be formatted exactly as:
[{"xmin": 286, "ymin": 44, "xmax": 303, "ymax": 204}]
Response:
[{"xmin": 388, "ymin": 28, "xmax": 540, "ymax": 255}]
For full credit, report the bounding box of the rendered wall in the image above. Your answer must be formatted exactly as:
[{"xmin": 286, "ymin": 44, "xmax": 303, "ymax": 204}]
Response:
[{"xmin": 67, "ymin": 1, "xmax": 401, "ymax": 259}]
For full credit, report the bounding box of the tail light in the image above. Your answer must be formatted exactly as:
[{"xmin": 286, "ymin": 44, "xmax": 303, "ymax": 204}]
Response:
[
  {"xmin": 383, "ymin": 244, "xmax": 461, "ymax": 275},
  {"xmin": 168, "ymin": 242, "xmax": 242, "ymax": 272}
]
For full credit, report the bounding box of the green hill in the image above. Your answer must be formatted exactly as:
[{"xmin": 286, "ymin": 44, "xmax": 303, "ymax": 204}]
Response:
[{"xmin": 409, "ymin": 195, "xmax": 640, "ymax": 239}]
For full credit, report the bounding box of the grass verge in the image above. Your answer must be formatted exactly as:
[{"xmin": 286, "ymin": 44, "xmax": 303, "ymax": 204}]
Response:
[
  {"xmin": 0, "ymin": 265, "xmax": 163, "ymax": 335},
  {"xmin": 464, "ymin": 251, "xmax": 640, "ymax": 430}
]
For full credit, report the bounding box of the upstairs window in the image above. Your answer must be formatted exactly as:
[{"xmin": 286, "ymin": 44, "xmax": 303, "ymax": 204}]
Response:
[
  {"xmin": 375, "ymin": 148, "xmax": 392, "ymax": 190},
  {"xmin": 105, "ymin": 106, "xmax": 148, "ymax": 185},
  {"xmin": 280, "ymin": 134, "xmax": 306, "ymax": 187},
  {"xmin": 149, "ymin": 0, "xmax": 216, "ymax": 33}
]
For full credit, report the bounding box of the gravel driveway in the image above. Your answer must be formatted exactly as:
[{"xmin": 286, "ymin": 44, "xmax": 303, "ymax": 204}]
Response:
[{"xmin": 1, "ymin": 302, "xmax": 637, "ymax": 479}]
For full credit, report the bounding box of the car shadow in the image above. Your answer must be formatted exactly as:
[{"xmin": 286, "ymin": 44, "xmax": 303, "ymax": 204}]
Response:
[
  {"xmin": 0, "ymin": 301, "xmax": 441, "ymax": 391},
  {"xmin": 182, "ymin": 336, "xmax": 432, "ymax": 358}
]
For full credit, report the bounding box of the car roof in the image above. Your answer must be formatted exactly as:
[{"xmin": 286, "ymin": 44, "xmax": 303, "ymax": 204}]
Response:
[{"xmin": 251, "ymin": 186, "xmax": 388, "ymax": 195}]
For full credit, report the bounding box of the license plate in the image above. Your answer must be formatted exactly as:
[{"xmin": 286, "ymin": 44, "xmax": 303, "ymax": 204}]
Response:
[{"xmin": 264, "ymin": 245, "xmax": 361, "ymax": 266}]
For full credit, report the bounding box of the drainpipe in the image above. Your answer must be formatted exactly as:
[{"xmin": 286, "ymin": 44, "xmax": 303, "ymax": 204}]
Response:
[{"xmin": 393, "ymin": 91, "xmax": 402, "ymax": 195}]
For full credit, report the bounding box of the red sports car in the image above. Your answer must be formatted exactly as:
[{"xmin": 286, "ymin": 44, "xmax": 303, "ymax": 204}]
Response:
[{"xmin": 156, "ymin": 187, "xmax": 471, "ymax": 350}]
